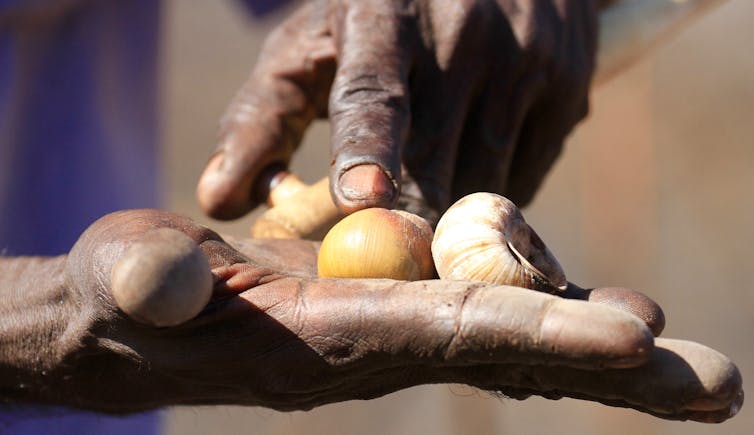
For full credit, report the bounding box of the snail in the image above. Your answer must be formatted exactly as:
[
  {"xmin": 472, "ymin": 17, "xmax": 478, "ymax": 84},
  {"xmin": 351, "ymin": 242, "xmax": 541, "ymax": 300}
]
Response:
[
  {"xmin": 317, "ymin": 208, "xmax": 435, "ymax": 280},
  {"xmin": 431, "ymin": 192, "xmax": 567, "ymax": 293},
  {"xmin": 112, "ymin": 228, "xmax": 213, "ymax": 327}
]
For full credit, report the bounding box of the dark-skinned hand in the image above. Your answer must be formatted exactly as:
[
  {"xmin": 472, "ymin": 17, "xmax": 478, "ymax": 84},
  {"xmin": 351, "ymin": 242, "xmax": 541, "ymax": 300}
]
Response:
[
  {"xmin": 172, "ymin": 0, "xmax": 740, "ymax": 423},
  {"xmin": 197, "ymin": 0, "xmax": 598, "ymax": 222},
  {"xmin": 2, "ymin": 209, "xmax": 740, "ymax": 423}
]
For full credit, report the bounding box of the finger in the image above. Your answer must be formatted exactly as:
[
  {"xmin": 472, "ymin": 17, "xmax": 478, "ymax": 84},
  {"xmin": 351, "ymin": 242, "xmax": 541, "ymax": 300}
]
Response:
[
  {"xmin": 314, "ymin": 339, "xmax": 742, "ymax": 423},
  {"xmin": 398, "ymin": 5, "xmax": 489, "ymax": 216},
  {"xmin": 562, "ymin": 283, "xmax": 666, "ymax": 336},
  {"xmin": 449, "ymin": 32, "xmax": 590, "ymax": 206},
  {"xmin": 196, "ymin": 2, "xmax": 336, "ymax": 219},
  {"xmin": 449, "ymin": 338, "xmax": 742, "ymax": 423},
  {"xmin": 99, "ymin": 213, "xmax": 296, "ymax": 300},
  {"xmin": 497, "ymin": 2, "xmax": 595, "ymax": 207},
  {"xmin": 503, "ymin": 91, "xmax": 589, "ymax": 207},
  {"xmin": 69, "ymin": 210, "xmax": 225, "ymax": 301},
  {"xmin": 240, "ymin": 278, "xmax": 654, "ymax": 370},
  {"xmin": 450, "ymin": 62, "xmax": 543, "ymax": 202},
  {"xmin": 328, "ymin": 1, "xmax": 414, "ymax": 213}
]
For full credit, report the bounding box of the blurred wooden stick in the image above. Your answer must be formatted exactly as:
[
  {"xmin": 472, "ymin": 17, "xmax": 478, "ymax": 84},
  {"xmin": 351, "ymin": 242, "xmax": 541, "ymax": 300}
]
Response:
[{"xmin": 250, "ymin": 172, "xmax": 342, "ymax": 239}]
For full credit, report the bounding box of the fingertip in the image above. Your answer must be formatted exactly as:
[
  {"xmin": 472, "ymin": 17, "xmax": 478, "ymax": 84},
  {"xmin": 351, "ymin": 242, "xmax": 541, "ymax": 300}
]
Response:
[
  {"xmin": 679, "ymin": 343, "xmax": 744, "ymax": 413},
  {"xmin": 683, "ymin": 390, "xmax": 743, "ymax": 423},
  {"xmin": 650, "ymin": 338, "xmax": 744, "ymax": 418},
  {"xmin": 687, "ymin": 367, "xmax": 743, "ymax": 413},
  {"xmin": 588, "ymin": 287, "xmax": 666, "ymax": 337},
  {"xmin": 541, "ymin": 299, "xmax": 655, "ymax": 369},
  {"xmin": 196, "ymin": 153, "xmax": 225, "ymax": 215},
  {"xmin": 334, "ymin": 164, "xmax": 398, "ymax": 213},
  {"xmin": 563, "ymin": 284, "xmax": 666, "ymax": 337},
  {"xmin": 196, "ymin": 152, "xmax": 255, "ymax": 220}
]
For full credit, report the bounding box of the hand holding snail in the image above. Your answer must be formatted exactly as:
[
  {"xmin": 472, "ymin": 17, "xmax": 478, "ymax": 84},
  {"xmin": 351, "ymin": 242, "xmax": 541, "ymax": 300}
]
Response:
[
  {"xmin": 317, "ymin": 192, "xmax": 566, "ymax": 294},
  {"xmin": 315, "ymin": 192, "xmax": 664, "ymax": 336},
  {"xmin": 22, "ymin": 208, "xmax": 735, "ymax": 422}
]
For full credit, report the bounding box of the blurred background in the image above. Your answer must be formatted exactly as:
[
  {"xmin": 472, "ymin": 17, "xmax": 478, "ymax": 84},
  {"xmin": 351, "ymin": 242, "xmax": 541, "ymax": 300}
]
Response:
[{"xmin": 160, "ymin": 0, "xmax": 753, "ymax": 434}]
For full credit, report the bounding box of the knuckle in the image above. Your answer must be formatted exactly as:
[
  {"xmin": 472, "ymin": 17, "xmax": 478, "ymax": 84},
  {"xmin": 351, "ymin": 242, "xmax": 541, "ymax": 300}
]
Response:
[
  {"xmin": 442, "ymin": 284, "xmax": 485, "ymax": 361},
  {"xmin": 304, "ymin": 333, "xmax": 364, "ymax": 366}
]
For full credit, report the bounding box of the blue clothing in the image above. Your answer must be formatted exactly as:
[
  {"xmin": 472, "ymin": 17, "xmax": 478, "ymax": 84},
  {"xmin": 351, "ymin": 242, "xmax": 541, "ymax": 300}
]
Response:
[
  {"xmin": 0, "ymin": 0, "xmax": 162, "ymax": 256},
  {"xmin": 0, "ymin": 0, "xmax": 290, "ymax": 432},
  {"xmin": 0, "ymin": 408, "xmax": 163, "ymax": 435},
  {"xmin": 0, "ymin": 0, "xmax": 163, "ymax": 433}
]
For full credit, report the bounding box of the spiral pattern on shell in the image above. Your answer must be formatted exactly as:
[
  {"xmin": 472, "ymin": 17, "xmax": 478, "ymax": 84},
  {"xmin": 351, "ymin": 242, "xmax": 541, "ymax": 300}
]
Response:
[{"xmin": 431, "ymin": 192, "xmax": 566, "ymax": 292}]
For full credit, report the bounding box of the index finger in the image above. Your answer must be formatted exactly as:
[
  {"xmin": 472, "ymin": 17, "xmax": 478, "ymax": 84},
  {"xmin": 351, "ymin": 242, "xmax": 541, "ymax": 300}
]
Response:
[
  {"xmin": 196, "ymin": 3, "xmax": 335, "ymax": 219},
  {"xmin": 328, "ymin": 1, "xmax": 415, "ymax": 213}
]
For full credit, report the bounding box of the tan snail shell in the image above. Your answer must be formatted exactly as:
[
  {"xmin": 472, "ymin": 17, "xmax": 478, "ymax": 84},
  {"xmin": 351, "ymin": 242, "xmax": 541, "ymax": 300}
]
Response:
[
  {"xmin": 318, "ymin": 208, "xmax": 435, "ymax": 280},
  {"xmin": 431, "ymin": 192, "xmax": 567, "ymax": 293}
]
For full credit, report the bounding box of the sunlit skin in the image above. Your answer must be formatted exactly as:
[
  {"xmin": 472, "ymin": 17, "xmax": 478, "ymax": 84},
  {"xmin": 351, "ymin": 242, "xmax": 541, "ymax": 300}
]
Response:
[
  {"xmin": 196, "ymin": 0, "xmax": 598, "ymax": 223},
  {"xmin": 0, "ymin": 0, "xmax": 743, "ymax": 423},
  {"xmin": 0, "ymin": 209, "xmax": 742, "ymax": 421}
]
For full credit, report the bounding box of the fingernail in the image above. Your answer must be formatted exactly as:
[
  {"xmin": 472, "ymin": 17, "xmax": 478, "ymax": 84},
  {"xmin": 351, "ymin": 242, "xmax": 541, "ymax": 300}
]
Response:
[{"xmin": 339, "ymin": 164, "xmax": 396, "ymax": 203}]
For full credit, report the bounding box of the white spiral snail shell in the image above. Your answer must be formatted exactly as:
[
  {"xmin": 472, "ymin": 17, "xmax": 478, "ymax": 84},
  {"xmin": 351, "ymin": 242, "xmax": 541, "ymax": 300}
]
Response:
[{"xmin": 431, "ymin": 192, "xmax": 567, "ymax": 293}]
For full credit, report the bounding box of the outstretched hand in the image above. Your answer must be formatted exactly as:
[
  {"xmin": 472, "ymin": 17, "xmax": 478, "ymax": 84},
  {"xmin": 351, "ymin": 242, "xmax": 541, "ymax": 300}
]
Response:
[{"xmin": 49, "ymin": 209, "xmax": 741, "ymax": 422}]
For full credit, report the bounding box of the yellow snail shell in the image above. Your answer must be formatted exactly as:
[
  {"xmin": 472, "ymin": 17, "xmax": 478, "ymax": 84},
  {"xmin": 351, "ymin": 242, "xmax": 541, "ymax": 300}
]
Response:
[
  {"xmin": 318, "ymin": 208, "xmax": 435, "ymax": 280},
  {"xmin": 431, "ymin": 192, "xmax": 567, "ymax": 293}
]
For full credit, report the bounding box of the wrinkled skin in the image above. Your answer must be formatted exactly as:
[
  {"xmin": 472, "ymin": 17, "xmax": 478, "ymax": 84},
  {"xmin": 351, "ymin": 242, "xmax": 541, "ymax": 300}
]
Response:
[
  {"xmin": 197, "ymin": 0, "xmax": 597, "ymax": 223},
  {"xmin": 185, "ymin": 2, "xmax": 745, "ymax": 421},
  {"xmin": 4, "ymin": 0, "xmax": 740, "ymax": 424},
  {"xmin": 2, "ymin": 209, "xmax": 735, "ymax": 422}
]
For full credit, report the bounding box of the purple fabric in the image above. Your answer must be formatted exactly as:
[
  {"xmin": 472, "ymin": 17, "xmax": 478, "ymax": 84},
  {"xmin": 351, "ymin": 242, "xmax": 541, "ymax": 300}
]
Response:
[
  {"xmin": 0, "ymin": 1, "xmax": 163, "ymax": 433},
  {"xmin": 236, "ymin": 0, "xmax": 293, "ymax": 17},
  {"xmin": 0, "ymin": 408, "xmax": 163, "ymax": 435},
  {"xmin": 0, "ymin": 0, "xmax": 290, "ymax": 433},
  {"xmin": 0, "ymin": 0, "xmax": 162, "ymax": 255},
  {"xmin": 0, "ymin": 0, "xmax": 88, "ymax": 16}
]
